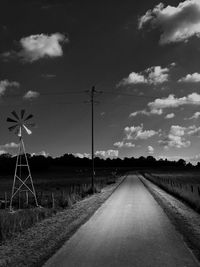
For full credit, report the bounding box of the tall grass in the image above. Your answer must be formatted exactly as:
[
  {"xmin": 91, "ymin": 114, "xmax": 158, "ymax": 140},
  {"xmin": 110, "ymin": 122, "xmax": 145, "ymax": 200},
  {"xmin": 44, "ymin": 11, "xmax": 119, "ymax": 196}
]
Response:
[
  {"xmin": 142, "ymin": 172, "xmax": 200, "ymax": 212},
  {"xmin": 0, "ymin": 174, "xmax": 118, "ymax": 243}
]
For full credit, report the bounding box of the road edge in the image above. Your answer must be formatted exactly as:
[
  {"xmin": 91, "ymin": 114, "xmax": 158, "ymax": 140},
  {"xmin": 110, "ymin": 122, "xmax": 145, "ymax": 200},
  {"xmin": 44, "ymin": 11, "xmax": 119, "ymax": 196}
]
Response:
[{"xmin": 138, "ymin": 173, "xmax": 200, "ymax": 266}]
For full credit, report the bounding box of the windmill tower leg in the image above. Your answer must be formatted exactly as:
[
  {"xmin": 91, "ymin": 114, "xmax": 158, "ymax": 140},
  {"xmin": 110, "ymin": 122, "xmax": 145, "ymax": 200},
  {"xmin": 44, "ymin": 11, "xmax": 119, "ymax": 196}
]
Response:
[
  {"xmin": 21, "ymin": 138, "xmax": 38, "ymax": 207},
  {"xmin": 9, "ymin": 141, "xmax": 21, "ymax": 211},
  {"xmin": 9, "ymin": 137, "xmax": 38, "ymax": 210}
]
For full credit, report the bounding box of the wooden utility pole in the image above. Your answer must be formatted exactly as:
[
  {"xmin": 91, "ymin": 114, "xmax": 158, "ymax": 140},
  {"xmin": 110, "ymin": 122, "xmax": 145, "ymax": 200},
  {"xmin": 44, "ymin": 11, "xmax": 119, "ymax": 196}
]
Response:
[{"xmin": 91, "ymin": 86, "xmax": 95, "ymax": 193}]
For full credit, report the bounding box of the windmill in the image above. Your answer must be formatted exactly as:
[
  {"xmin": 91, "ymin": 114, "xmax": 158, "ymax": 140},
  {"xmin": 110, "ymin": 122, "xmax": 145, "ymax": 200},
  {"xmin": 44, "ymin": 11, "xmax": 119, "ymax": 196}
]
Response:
[{"xmin": 7, "ymin": 110, "xmax": 38, "ymax": 210}]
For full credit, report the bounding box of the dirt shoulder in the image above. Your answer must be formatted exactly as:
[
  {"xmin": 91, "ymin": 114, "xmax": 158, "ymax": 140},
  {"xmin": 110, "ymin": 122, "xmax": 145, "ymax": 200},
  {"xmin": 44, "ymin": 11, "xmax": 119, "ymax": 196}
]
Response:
[
  {"xmin": 0, "ymin": 175, "xmax": 126, "ymax": 267},
  {"xmin": 139, "ymin": 173, "xmax": 200, "ymax": 263}
]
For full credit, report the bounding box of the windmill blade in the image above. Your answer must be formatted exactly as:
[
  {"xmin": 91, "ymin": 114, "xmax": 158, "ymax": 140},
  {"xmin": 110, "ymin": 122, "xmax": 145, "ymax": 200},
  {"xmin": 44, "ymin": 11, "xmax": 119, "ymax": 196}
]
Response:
[
  {"xmin": 17, "ymin": 126, "xmax": 22, "ymax": 137},
  {"xmin": 8, "ymin": 125, "xmax": 19, "ymax": 132},
  {"xmin": 21, "ymin": 109, "xmax": 25, "ymax": 119},
  {"xmin": 11, "ymin": 110, "xmax": 20, "ymax": 120},
  {"xmin": 23, "ymin": 124, "xmax": 32, "ymax": 135},
  {"xmin": 24, "ymin": 114, "xmax": 33, "ymax": 121},
  {"xmin": 7, "ymin": 117, "xmax": 18, "ymax": 123}
]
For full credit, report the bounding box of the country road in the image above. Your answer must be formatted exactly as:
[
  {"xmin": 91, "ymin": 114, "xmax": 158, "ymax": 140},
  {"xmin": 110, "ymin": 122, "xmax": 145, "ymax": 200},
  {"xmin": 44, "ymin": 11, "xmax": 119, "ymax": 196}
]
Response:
[{"xmin": 44, "ymin": 174, "xmax": 199, "ymax": 267}]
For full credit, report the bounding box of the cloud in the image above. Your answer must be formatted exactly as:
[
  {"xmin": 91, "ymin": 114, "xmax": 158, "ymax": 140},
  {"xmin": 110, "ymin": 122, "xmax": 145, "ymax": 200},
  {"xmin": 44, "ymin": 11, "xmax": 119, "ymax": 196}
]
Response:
[
  {"xmin": 2, "ymin": 33, "xmax": 68, "ymax": 62},
  {"xmin": 95, "ymin": 150, "xmax": 119, "ymax": 159},
  {"xmin": 23, "ymin": 90, "xmax": 40, "ymax": 99},
  {"xmin": 124, "ymin": 124, "xmax": 158, "ymax": 140},
  {"xmin": 31, "ymin": 151, "xmax": 49, "ymax": 157},
  {"xmin": 148, "ymin": 92, "xmax": 200, "ymax": 114},
  {"xmin": 0, "ymin": 150, "xmax": 7, "ymax": 155},
  {"xmin": 138, "ymin": 0, "xmax": 200, "ymax": 44},
  {"xmin": 0, "ymin": 80, "xmax": 20, "ymax": 95},
  {"xmin": 119, "ymin": 65, "xmax": 169, "ymax": 86},
  {"xmin": 74, "ymin": 153, "xmax": 90, "ymax": 159},
  {"xmin": 186, "ymin": 153, "xmax": 200, "ymax": 163},
  {"xmin": 159, "ymin": 124, "xmax": 200, "ymax": 149},
  {"xmin": 129, "ymin": 110, "xmax": 150, "ymax": 117},
  {"xmin": 0, "ymin": 142, "xmax": 19, "ymax": 149},
  {"xmin": 178, "ymin": 72, "xmax": 200, "ymax": 83},
  {"xmin": 148, "ymin": 145, "xmax": 154, "ymax": 154},
  {"xmin": 131, "ymin": 93, "xmax": 200, "ymax": 117},
  {"xmin": 113, "ymin": 141, "xmax": 135, "ymax": 148},
  {"xmin": 119, "ymin": 72, "xmax": 147, "ymax": 85},
  {"xmin": 188, "ymin": 111, "xmax": 200, "ymax": 119},
  {"xmin": 187, "ymin": 125, "xmax": 200, "ymax": 136},
  {"xmin": 147, "ymin": 66, "xmax": 169, "ymax": 85},
  {"xmin": 159, "ymin": 125, "xmax": 191, "ymax": 149},
  {"xmin": 165, "ymin": 113, "xmax": 175, "ymax": 119}
]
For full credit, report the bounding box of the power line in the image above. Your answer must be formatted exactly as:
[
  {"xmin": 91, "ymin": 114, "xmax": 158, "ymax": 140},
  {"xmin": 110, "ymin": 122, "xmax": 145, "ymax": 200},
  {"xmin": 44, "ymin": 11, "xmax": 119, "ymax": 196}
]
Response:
[{"xmin": 100, "ymin": 90, "xmax": 157, "ymax": 99}]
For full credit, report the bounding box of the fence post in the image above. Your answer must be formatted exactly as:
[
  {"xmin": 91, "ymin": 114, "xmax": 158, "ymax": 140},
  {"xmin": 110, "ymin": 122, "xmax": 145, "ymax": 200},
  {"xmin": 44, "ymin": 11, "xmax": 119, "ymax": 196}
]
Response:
[
  {"xmin": 19, "ymin": 191, "xmax": 21, "ymax": 209},
  {"xmin": 26, "ymin": 191, "xmax": 29, "ymax": 207},
  {"xmin": 52, "ymin": 192, "xmax": 55, "ymax": 209},
  {"xmin": 4, "ymin": 192, "xmax": 7, "ymax": 209}
]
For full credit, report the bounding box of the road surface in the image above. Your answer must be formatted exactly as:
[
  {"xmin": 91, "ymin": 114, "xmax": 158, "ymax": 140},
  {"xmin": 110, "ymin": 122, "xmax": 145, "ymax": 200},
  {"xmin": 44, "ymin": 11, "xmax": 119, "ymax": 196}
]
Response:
[{"xmin": 44, "ymin": 174, "xmax": 199, "ymax": 267}]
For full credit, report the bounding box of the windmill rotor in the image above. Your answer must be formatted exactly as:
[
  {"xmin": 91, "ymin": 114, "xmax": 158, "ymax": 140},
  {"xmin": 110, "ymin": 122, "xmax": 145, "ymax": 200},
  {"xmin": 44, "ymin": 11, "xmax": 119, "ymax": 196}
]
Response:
[{"xmin": 7, "ymin": 109, "xmax": 34, "ymax": 137}]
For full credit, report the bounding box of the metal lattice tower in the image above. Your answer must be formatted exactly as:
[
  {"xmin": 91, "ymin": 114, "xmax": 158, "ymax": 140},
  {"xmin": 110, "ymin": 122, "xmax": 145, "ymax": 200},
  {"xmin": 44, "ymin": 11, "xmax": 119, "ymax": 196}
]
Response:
[{"xmin": 7, "ymin": 110, "xmax": 38, "ymax": 210}]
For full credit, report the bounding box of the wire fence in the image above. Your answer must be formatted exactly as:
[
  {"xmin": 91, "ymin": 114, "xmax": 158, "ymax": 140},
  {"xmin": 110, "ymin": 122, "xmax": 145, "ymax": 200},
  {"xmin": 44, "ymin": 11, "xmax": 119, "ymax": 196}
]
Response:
[{"xmin": 142, "ymin": 172, "xmax": 200, "ymax": 211}]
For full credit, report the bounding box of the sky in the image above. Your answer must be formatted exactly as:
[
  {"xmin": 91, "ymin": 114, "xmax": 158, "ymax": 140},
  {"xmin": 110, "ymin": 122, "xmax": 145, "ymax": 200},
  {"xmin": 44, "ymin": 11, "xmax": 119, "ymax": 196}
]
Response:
[{"xmin": 1, "ymin": 0, "xmax": 200, "ymax": 163}]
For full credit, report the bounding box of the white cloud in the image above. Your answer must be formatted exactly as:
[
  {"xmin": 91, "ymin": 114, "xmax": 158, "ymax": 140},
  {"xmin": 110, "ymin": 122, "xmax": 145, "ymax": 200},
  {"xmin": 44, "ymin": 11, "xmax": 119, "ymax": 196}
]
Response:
[
  {"xmin": 159, "ymin": 125, "xmax": 191, "ymax": 149},
  {"xmin": 186, "ymin": 153, "xmax": 200, "ymax": 163},
  {"xmin": 188, "ymin": 111, "xmax": 200, "ymax": 119},
  {"xmin": 178, "ymin": 73, "xmax": 200, "ymax": 83},
  {"xmin": 31, "ymin": 151, "xmax": 49, "ymax": 157},
  {"xmin": 0, "ymin": 80, "xmax": 20, "ymax": 95},
  {"xmin": 23, "ymin": 90, "xmax": 40, "ymax": 99},
  {"xmin": 113, "ymin": 141, "xmax": 135, "ymax": 148},
  {"xmin": 2, "ymin": 33, "xmax": 68, "ymax": 62},
  {"xmin": 148, "ymin": 93, "xmax": 200, "ymax": 114},
  {"xmin": 139, "ymin": 0, "xmax": 200, "ymax": 44},
  {"xmin": 187, "ymin": 125, "xmax": 200, "ymax": 136},
  {"xmin": 0, "ymin": 142, "xmax": 19, "ymax": 149},
  {"xmin": 130, "ymin": 110, "xmax": 150, "ymax": 117},
  {"xmin": 148, "ymin": 145, "xmax": 154, "ymax": 154},
  {"xmin": 131, "ymin": 93, "xmax": 200, "ymax": 117},
  {"xmin": 95, "ymin": 150, "xmax": 119, "ymax": 159},
  {"xmin": 119, "ymin": 65, "xmax": 169, "ymax": 86},
  {"xmin": 0, "ymin": 150, "xmax": 7, "ymax": 155},
  {"xmin": 165, "ymin": 113, "xmax": 175, "ymax": 119},
  {"xmin": 119, "ymin": 72, "xmax": 147, "ymax": 85},
  {"xmin": 147, "ymin": 66, "xmax": 169, "ymax": 85},
  {"xmin": 74, "ymin": 153, "xmax": 90, "ymax": 158},
  {"xmin": 130, "ymin": 108, "xmax": 163, "ymax": 118},
  {"xmin": 159, "ymin": 124, "xmax": 200, "ymax": 149},
  {"xmin": 124, "ymin": 124, "xmax": 158, "ymax": 140}
]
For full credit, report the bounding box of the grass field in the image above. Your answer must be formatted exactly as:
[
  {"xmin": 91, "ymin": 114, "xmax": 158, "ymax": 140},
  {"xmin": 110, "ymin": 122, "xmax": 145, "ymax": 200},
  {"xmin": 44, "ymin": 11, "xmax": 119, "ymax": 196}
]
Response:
[
  {"xmin": 142, "ymin": 170, "xmax": 200, "ymax": 212},
  {"xmin": 0, "ymin": 167, "xmax": 119, "ymax": 205},
  {"xmin": 0, "ymin": 166, "xmax": 122, "ymax": 242}
]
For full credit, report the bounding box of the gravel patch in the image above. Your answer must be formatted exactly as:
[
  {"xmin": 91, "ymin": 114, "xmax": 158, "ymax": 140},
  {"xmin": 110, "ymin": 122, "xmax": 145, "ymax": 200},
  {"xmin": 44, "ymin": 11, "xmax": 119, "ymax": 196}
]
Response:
[
  {"xmin": 0, "ymin": 175, "xmax": 126, "ymax": 267},
  {"xmin": 139, "ymin": 173, "xmax": 200, "ymax": 263}
]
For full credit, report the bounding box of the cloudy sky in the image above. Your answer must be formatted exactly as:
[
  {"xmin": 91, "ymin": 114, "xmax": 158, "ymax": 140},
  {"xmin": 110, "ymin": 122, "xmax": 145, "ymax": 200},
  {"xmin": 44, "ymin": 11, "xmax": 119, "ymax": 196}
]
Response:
[{"xmin": 1, "ymin": 0, "xmax": 200, "ymax": 163}]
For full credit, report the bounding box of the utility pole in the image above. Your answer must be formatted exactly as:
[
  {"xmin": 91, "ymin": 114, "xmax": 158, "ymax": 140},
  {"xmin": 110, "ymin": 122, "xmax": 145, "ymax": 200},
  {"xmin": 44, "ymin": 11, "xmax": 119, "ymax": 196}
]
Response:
[
  {"xmin": 91, "ymin": 86, "xmax": 95, "ymax": 193},
  {"xmin": 86, "ymin": 86, "xmax": 101, "ymax": 193}
]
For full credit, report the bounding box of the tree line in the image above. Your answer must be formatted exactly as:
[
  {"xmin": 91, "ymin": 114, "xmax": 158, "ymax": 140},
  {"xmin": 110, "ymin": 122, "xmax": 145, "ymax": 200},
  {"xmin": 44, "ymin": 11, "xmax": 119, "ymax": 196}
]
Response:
[{"xmin": 0, "ymin": 153, "xmax": 198, "ymax": 174}]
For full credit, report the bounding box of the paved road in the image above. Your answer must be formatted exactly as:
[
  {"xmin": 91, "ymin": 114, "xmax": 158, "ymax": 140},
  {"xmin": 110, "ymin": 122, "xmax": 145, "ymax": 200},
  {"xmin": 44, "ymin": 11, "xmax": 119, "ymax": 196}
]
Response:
[{"xmin": 44, "ymin": 174, "xmax": 199, "ymax": 267}]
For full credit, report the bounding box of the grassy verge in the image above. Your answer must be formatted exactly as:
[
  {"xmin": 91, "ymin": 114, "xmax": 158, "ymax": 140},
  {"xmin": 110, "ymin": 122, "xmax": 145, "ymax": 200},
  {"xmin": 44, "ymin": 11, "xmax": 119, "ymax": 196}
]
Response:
[
  {"xmin": 0, "ymin": 175, "xmax": 118, "ymax": 243},
  {"xmin": 0, "ymin": 175, "xmax": 126, "ymax": 267},
  {"xmin": 139, "ymin": 173, "xmax": 200, "ymax": 263}
]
